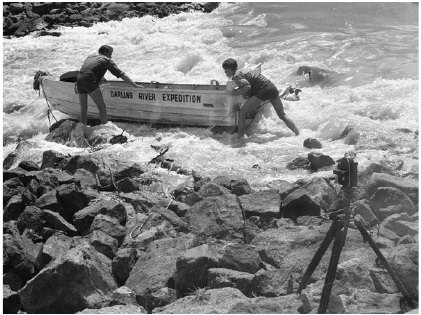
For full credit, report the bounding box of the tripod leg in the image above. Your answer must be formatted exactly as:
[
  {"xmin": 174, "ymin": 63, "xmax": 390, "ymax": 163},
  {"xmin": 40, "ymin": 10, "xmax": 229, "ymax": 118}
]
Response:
[
  {"xmin": 297, "ymin": 219, "xmax": 341, "ymax": 294},
  {"xmin": 354, "ymin": 216, "xmax": 410, "ymax": 298},
  {"xmin": 318, "ymin": 225, "xmax": 348, "ymax": 314}
]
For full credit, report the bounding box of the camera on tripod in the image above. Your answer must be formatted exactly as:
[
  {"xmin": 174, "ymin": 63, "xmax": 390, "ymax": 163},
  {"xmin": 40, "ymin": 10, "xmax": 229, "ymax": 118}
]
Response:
[{"xmin": 333, "ymin": 157, "xmax": 358, "ymax": 188}]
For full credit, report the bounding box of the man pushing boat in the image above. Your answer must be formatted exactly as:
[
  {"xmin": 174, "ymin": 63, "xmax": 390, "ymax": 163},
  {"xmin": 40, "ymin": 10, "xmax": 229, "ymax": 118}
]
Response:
[
  {"xmin": 76, "ymin": 45, "xmax": 142, "ymax": 125},
  {"xmin": 222, "ymin": 58, "xmax": 300, "ymax": 138}
]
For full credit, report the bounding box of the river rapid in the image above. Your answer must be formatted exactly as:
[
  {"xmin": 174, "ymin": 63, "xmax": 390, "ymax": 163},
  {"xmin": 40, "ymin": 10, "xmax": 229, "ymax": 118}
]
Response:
[{"xmin": 3, "ymin": 2, "xmax": 419, "ymax": 191}]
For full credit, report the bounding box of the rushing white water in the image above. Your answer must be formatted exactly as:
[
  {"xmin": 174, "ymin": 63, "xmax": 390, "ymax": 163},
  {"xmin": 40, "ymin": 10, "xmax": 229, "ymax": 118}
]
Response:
[{"xmin": 3, "ymin": 2, "xmax": 419, "ymax": 190}]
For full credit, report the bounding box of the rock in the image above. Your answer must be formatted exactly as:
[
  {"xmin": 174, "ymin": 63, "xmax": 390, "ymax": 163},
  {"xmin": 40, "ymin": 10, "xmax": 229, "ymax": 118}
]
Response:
[
  {"xmin": 197, "ymin": 182, "xmax": 231, "ymax": 198},
  {"xmin": 218, "ymin": 243, "xmax": 261, "ymax": 274},
  {"xmin": 345, "ymin": 289, "xmax": 402, "ymax": 314},
  {"xmin": 73, "ymin": 200, "xmax": 127, "ymax": 235},
  {"xmin": 228, "ymin": 295, "xmax": 304, "ymax": 314},
  {"xmin": 381, "ymin": 213, "xmax": 418, "ymax": 237},
  {"xmin": 3, "ymin": 234, "xmax": 37, "ymax": 281},
  {"xmin": 3, "ymin": 151, "xmax": 17, "ymax": 170},
  {"xmin": 174, "ymin": 244, "xmax": 219, "ymax": 296},
  {"xmin": 253, "ymin": 269, "xmax": 293, "ymax": 297},
  {"xmin": 3, "ymin": 220, "xmax": 21, "ymax": 239},
  {"xmin": 208, "ymin": 268, "xmax": 255, "ymax": 297},
  {"xmin": 40, "ymin": 150, "xmax": 69, "ymax": 170},
  {"xmin": 286, "ymin": 156, "xmax": 310, "ymax": 170},
  {"xmin": 366, "ymin": 173, "xmax": 418, "ymax": 204},
  {"xmin": 230, "ymin": 178, "xmax": 254, "ymax": 196},
  {"xmin": 334, "ymin": 258, "xmax": 376, "ymax": 294},
  {"xmin": 42, "ymin": 210, "xmax": 78, "ymax": 236},
  {"xmin": 239, "ymin": 189, "xmax": 280, "ymax": 219},
  {"xmin": 308, "ymin": 152, "xmax": 335, "ymax": 170},
  {"xmin": 78, "ymin": 304, "xmax": 146, "ymax": 314},
  {"xmin": 88, "ymin": 230, "xmax": 119, "ymax": 259},
  {"xmin": 74, "ymin": 168, "xmax": 98, "ymax": 189},
  {"xmin": 119, "ymin": 191, "xmax": 167, "ymax": 213},
  {"xmin": 303, "ymin": 138, "xmax": 322, "ymax": 149},
  {"xmin": 89, "ymin": 214, "xmax": 126, "ymax": 246},
  {"xmin": 3, "ymin": 284, "xmax": 21, "ymax": 314},
  {"xmin": 112, "ymin": 248, "xmax": 138, "ymax": 285},
  {"xmin": 16, "ymin": 206, "xmax": 45, "ymax": 235},
  {"xmin": 18, "ymin": 160, "xmax": 40, "ymax": 171},
  {"xmin": 45, "ymin": 119, "xmax": 87, "ymax": 147},
  {"xmin": 56, "ymin": 183, "xmax": 92, "ymax": 220},
  {"xmin": 387, "ymin": 244, "xmax": 418, "ymax": 293},
  {"xmin": 369, "ymin": 187, "xmax": 415, "ymax": 219},
  {"xmin": 18, "ymin": 243, "xmax": 117, "ymax": 313},
  {"xmin": 36, "ymin": 232, "xmax": 72, "ymax": 270},
  {"xmin": 370, "ymin": 268, "xmax": 399, "ymax": 294},
  {"xmin": 109, "ymin": 286, "xmax": 140, "ymax": 306},
  {"xmin": 3, "ymin": 270, "xmax": 23, "ymax": 292},
  {"xmin": 35, "ymin": 189, "xmax": 65, "ymax": 215},
  {"xmin": 4, "ymin": 194, "xmax": 25, "ymax": 221},
  {"xmin": 65, "ymin": 155, "xmax": 101, "ymax": 175},
  {"xmin": 184, "ymin": 194, "xmax": 244, "ymax": 239},
  {"xmin": 125, "ymin": 234, "xmax": 198, "ymax": 311},
  {"xmin": 153, "ymin": 287, "xmax": 248, "ymax": 314},
  {"xmin": 352, "ymin": 200, "xmax": 379, "ymax": 226}
]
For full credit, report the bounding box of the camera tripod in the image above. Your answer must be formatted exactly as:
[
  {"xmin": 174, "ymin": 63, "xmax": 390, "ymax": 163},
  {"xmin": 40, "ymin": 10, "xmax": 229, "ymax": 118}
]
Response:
[{"xmin": 297, "ymin": 187, "xmax": 412, "ymax": 314}]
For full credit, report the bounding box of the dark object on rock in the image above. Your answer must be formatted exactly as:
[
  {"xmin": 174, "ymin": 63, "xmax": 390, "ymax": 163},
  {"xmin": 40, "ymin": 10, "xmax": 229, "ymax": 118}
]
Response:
[
  {"xmin": 110, "ymin": 134, "xmax": 128, "ymax": 144},
  {"xmin": 303, "ymin": 138, "xmax": 322, "ymax": 149}
]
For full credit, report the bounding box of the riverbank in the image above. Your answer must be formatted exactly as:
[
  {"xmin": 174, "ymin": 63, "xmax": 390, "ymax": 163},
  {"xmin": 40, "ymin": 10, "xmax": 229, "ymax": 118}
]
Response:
[
  {"xmin": 3, "ymin": 119, "xmax": 419, "ymax": 314},
  {"xmin": 3, "ymin": 2, "xmax": 219, "ymax": 37}
]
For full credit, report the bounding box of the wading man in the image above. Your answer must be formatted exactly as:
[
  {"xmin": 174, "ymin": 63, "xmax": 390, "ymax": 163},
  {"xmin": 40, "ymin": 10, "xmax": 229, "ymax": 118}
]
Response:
[
  {"xmin": 76, "ymin": 45, "xmax": 142, "ymax": 125},
  {"xmin": 222, "ymin": 58, "xmax": 299, "ymax": 138}
]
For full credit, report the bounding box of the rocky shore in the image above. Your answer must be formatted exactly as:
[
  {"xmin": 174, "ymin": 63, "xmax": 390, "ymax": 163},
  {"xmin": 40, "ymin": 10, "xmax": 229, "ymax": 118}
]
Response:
[
  {"xmin": 3, "ymin": 119, "xmax": 419, "ymax": 314},
  {"xmin": 3, "ymin": 2, "xmax": 220, "ymax": 37}
]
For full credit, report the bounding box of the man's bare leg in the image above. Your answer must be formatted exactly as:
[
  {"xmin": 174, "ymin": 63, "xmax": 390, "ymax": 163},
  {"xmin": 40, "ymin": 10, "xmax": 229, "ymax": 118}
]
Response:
[
  {"xmin": 88, "ymin": 88, "xmax": 108, "ymax": 124},
  {"xmin": 78, "ymin": 93, "xmax": 88, "ymax": 125},
  {"xmin": 271, "ymin": 97, "xmax": 300, "ymax": 135},
  {"xmin": 238, "ymin": 96, "xmax": 261, "ymax": 138}
]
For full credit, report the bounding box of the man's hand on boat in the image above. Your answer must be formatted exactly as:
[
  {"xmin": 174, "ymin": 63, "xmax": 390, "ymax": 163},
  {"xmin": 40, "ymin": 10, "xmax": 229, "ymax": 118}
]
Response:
[{"xmin": 121, "ymin": 73, "xmax": 144, "ymax": 88}]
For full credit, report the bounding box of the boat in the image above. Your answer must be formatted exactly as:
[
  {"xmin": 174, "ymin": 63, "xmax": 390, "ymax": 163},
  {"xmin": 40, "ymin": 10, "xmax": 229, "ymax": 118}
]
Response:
[{"xmin": 38, "ymin": 65, "xmax": 262, "ymax": 127}]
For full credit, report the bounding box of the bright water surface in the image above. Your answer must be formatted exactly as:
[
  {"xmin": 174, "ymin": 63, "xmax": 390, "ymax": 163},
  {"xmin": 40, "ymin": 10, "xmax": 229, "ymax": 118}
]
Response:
[{"xmin": 3, "ymin": 2, "xmax": 419, "ymax": 190}]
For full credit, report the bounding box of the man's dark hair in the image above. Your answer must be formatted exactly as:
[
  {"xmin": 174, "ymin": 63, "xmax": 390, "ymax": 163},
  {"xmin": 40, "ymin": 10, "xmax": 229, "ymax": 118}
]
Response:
[
  {"xmin": 222, "ymin": 58, "xmax": 238, "ymax": 70},
  {"xmin": 98, "ymin": 45, "xmax": 113, "ymax": 55}
]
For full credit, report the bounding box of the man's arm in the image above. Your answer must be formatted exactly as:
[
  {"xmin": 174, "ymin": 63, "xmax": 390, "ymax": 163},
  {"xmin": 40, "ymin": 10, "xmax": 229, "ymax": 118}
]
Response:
[{"xmin": 121, "ymin": 73, "xmax": 143, "ymax": 88}]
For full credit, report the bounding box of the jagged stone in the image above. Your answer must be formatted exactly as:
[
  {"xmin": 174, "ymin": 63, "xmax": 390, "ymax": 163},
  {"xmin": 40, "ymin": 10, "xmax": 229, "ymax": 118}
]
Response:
[
  {"xmin": 36, "ymin": 232, "xmax": 72, "ymax": 270},
  {"xmin": 218, "ymin": 243, "xmax": 261, "ymax": 274},
  {"xmin": 88, "ymin": 230, "xmax": 119, "ymax": 259},
  {"xmin": 239, "ymin": 189, "xmax": 280, "ymax": 219},
  {"xmin": 3, "ymin": 284, "xmax": 21, "ymax": 314},
  {"xmin": 228, "ymin": 295, "xmax": 304, "ymax": 314},
  {"xmin": 18, "ymin": 243, "xmax": 117, "ymax": 313},
  {"xmin": 89, "ymin": 214, "xmax": 126, "ymax": 246},
  {"xmin": 42, "ymin": 210, "xmax": 78, "ymax": 236},
  {"xmin": 16, "ymin": 206, "xmax": 45, "ymax": 235},
  {"xmin": 174, "ymin": 244, "xmax": 219, "ymax": 296},
  {"xmin": 198, "ymin": 182, "xmax": 231, "ymax": 198},
  {"xmin": 112, "ymin": 248, "xmax": 138, "ymax": 285},
  {"xmin": 208, "ymin": 268, "xmax": 255, "ymax": 297}
]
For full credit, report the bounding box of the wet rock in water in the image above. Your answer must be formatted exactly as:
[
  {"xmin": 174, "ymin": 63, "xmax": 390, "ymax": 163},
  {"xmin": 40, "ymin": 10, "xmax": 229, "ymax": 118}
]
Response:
[
  {"xmin": 40, "ymin": 149, "xmax": 70, "ymax": 170},
  {"xmin": 308, "ymin": 152, "xmax": 335, "ymax": 170},
  {"xmin": 18, "ymin": 243, "xmax": 118, "ymax": 313},
  {"xmin": 286, "ymin": 156, "xmax": 310, "ymax": 170},
  {"xmin": 45, "ymin": 119, "xmax": 87, "ymax": 147},
  {"xmin": 303, "ymin": 138, "xmax": 322, "ymax": 149}
]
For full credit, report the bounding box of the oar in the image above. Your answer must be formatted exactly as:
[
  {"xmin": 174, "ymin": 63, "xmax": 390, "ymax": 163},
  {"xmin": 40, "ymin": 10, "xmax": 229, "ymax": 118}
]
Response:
[{"xmin": 199, "ymin": 110, "xmax": 236, "ymax": 136}]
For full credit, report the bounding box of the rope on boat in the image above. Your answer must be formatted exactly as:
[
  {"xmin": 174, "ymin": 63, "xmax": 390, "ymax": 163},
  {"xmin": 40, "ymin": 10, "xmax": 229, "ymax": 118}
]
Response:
[{"xmin": 33, "ymin": 70, "xmax": 58, "ymax": 127}]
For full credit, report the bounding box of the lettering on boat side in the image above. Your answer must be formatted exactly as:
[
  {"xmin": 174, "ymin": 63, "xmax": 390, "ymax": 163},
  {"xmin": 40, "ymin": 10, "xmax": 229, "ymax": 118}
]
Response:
[
  {"xmin": 110, "ymin": 90, "xmax": 133, "ymax": 99},
  {"xmin": 110, "ymin": 90, "xmax": 202, "ymax": 103},
  {"xmin": 162, "ymin": 93, "xmax": 202, "ymax": 103}
]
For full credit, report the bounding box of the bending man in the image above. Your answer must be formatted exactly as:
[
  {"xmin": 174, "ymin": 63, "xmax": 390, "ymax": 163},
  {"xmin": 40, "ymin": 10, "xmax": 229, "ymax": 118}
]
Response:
[
  {"xmin": 222, "ymin": 58, "xmax": 299, "ymax": 138},
  {"xmin": 76, "ymin": 45, "xmax": 142, "ymax": 125}
]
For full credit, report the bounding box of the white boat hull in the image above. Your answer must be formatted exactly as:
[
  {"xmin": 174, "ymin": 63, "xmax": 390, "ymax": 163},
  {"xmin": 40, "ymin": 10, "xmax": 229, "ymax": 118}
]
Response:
[{"xmin": 41, "ymin": 78, "xmax": 243, "ymax": 127}]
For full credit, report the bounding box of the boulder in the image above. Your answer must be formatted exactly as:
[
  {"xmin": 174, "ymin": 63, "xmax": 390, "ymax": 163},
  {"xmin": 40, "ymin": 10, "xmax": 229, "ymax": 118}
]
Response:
[
  {"xmin": 89, "ymin": 214, "xmax": 126, "ymax": 246},
  {"xmin": 73, "ymin": 200, "xmax": 127, "ymax": 235},
  {"xmin": 45, "ymin": 119, "xmax": 87, "ymax": 147},
  {"xmin": 78, "ymin": 304, "xmax": 146, "ymax": 314},
  {"xmin": 65, "ymin": 154, "xmax": 101, "ymax": 175},
  {"xmin": 56, "ymin": 183, "xmax": 92, "ymax": 220},
  {"xmin": 18, "ymin": 243, "xmax": 117, "ymax": 313},
  {"xmin": 42, "ymin": 209, "xmax": 78, "ymax": 236},
  {"xmin": 112, "ymin": 248, "xmax": 138, "ymax": 285},
  {"xmin": 381, "ymin": 213, "xmax": 418, "ymax": 237},
  {"xmin": 3, "ymin": 284, "xmax": 21, "ymax": 314},
  {"xmin": 228, "ymin": 295, "xmax": 304, "ymax": 314},
  {"xmin": 3, "ymin": 234, "xmax": 37, "ymax": 281},
  {"xmin": 303, "ymin": 138, "xmax": 322, "ymax": 149},
  {"xmin": 88, "ymin": 230, "xmax": 119, "ymax": 259},
  {"xmin": 174, "ymin": 244, "xmax": 219, "ymax": 296},
  {"xmin": 40, "ymin": 150, "xmax": 69, "ymax": 170},
  {"xmin": 308, "ymin": 152, "xmax": 335, "ymax": 170},
  {"xmin": 35, "ymin": 189, "xmax": 66, "ymax": 217},
  {"xmin": 109, "ymin": 286, "xmax": 140, "ymax": 306},
  {"xmin": 16, "ymin": 206, "xmax": 45, "ymax": 235},
  {"xmin": 197, "ymin": 182, "xmax": 231, "ymax": 198},
  {"xmin": 153, "ymin": 287, "xmax": 248, "ymax": 314},
  {"xmin": 125, "ymin": 234, "xmax": 197, "ymax": 311},
  {"xmin": 4, "ymin": 194, "xmax": 25, "ymax": 221},
  {"xmin": 184, "ymin": 194, "xmax": 244, "ymax": 239},
  {"xmin": 73, "ymin": 168, "xmax": 98, "ymax": 189},
  {"xmin": 344, "ymin": 289, "xmax": 402, "ymax": 314},
  {"xmin": 119, "ymin": 191, "xmax": 168, "ymax": 213},
  {"xmin": 18, "ymin": 160, "xmax": 40, "ymax": 171},
  {"xmin": 369, "ymin": 187, "xmax": 415, "ymax": 219},
  {"xmin": 369, "ymin": 268, "xmax": 399, "ymax": 294},
  {"xmin": 252, "ymin": 269, "xmax": 294, "ymax": 297},
  {"xmin": 207, "ymin": 268, "xmax": 255, "ymax": 297},
  {"xmin": 239, "ymin": 189, "xmax": 280, "ymax": 219},
  {"xmin": 286, "ymin": 156, "xmax": 310, "ymax": 170},
  {"xmin": 218, "ymin": 243, "xmax": 261, "ymax": 274},
  {"xmin": 365, "ymin": 173, "xmax": 418, "ymax": 204},
  {"xmin": 387, "ymin": 244, "xmax": 418, "ymax": 293},
  {"xmin": 36, "ymin": 232, "xmax": 72, "ymax": 270}
]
